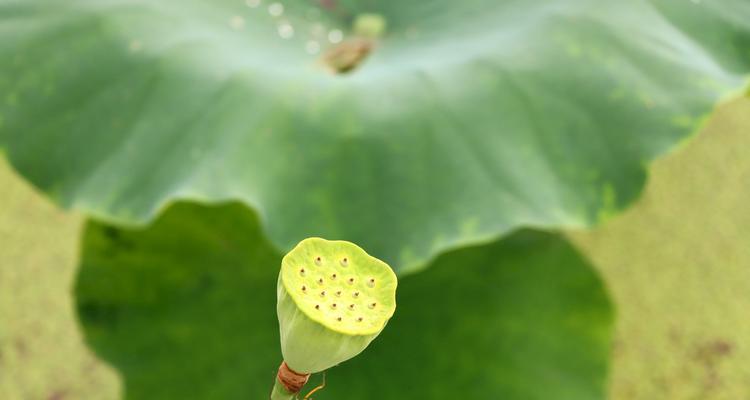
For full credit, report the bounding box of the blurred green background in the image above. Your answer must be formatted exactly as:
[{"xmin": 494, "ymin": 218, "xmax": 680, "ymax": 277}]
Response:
[{"xmin": 1, "ymin": 97, "xmax": 748, "ymax": 400}]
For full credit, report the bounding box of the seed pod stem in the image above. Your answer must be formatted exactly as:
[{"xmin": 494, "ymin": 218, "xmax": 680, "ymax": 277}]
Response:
[{"xmin": 270, "ymin": 362, "xmax": 309, "ymax": 400}]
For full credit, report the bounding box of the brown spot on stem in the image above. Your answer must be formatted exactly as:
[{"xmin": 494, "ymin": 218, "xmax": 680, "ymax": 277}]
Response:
[{"xmin": 277, "ymin": 362, "xmax": 310, "ymax": 393}]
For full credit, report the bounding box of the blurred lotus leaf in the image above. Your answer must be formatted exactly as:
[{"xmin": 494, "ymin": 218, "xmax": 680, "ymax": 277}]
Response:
[
  {"xmin": 76, "ymin": 202, "xmax": 612, "ymax": 399},
  {"xmin": 0, "ymin": 0, "xmax": 748, "ymax": 272}
]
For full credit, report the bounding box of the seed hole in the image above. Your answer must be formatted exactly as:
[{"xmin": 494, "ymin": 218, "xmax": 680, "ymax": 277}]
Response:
[
  {"xmin": 353, "ymin": 292, "xmax": 360, "ymax": 298},
  {"xmin": 367, "ymin": 278, "xmax": 375, "ymax": 288},
  {"xmin": 340, "ymin": 257, "xmax": 348, "ymax": 267},
  {"xmin": 368, "ymin": 302, "xmax": 376, "ymax": 309},
  {"xmin": 335, "ymin": 291, "xmax": 342, "ymax": 297},
  {"xmin": 337, "ymin": 317, "xmax": 342, "ymax": 321},
  {"xmin": 331, "ymin": 303, "xmax": 337, "ymax": 309},
  {"xmin": 315, "ymin": 256, "xmax": 322, "ymax": 266},
  {"xmin": 348, "ymin": 278, "xmax": 355, "ymax": 285},
  {"xmin": 357, "ymin": 317, "xmax": 363, "ymax": 322},
  {"xmin": 301, "ymin": 285, "xmax": 307, "ymax": 292},
  {"xmin": 299, "ymin": 268, "xmax": 306, "ymax": 276},
  {"xmin": 348, "ymin": 304, "xmax": 355, "ymax": 310},
  {"xmin": 320, "ymin": 290, "xmax": 326, "ymax": 297},
  {"xmin": 331, "ymin": 273, "xmax": 337, "ymax": 279},
  {"xmin": 317, "ymin": 278, "xmax": 324, "ymax": 284},
  {"xmin": 315, "ymin": 304, "xmax": 320, "ymax": 310}
]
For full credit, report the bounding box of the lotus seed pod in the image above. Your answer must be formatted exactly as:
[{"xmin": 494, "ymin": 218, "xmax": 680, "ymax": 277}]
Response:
[
  {"xmin": 272, "ymin": 238, "xmax": 397, "ymax": 398},
  {"xmin": 278, "ymin": 237, "xmax": 397, "ymax": 372}
]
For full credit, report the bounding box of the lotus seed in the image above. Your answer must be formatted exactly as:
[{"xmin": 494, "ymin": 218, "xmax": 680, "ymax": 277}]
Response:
[
  {"xmin": 320, "ymin": 290, "xmax": 326, "ymax": 297},
  {"xmin": 318, "ymin": 278, "xmax": 324, "ymax": 284},
  {"xmin": 331, "ymin": 303, "xmax": 337, "ymax": 309},
  {"xmin": 331, "ymin": 273, "xmax": 337, "ymax": 279},
  {"xmin": 335, "ymin": 291, "xmax": 342, "ymax": 297},
  {"xmin": 337, "ymin": 317, "xmax": 342, "ymax": 321},
  {"xmin": 348, "ymin": 278, "xmax": 355, "ymax": 284},
  {"xmin": 340, "ymin": 257, "xmax": 348, "ymax": 267},
  {"xmin": 301, "ymin": 285, "xmax": 307, "ymax": 292},
  {"xmin": 367, "ymin": 278, "xmax": 375, "ymax": 287},
  {"xmin": 315, "ymin": 304, "xmax": 320, "ymax": 310},
  {"xmin": 369, "ymin": 302, "xmax": 376, "ymax": 309},
  {"xmin": 353, "ymin": 291, "xmax": 360, "ymax": 298},
  {"xmin": 357, "ymin": 317, "xmax": 363, "ymax": 322},
  {"xmin": 299, "ymin": 268, "xmax": 305, "ymax": 276},
  {"xmin": 348, "ymin": 304, "xmax": 355, "ymax": 310},
  {"xmin": 315, "ymin": 256, "xmax": 322, "ymax": 266}
]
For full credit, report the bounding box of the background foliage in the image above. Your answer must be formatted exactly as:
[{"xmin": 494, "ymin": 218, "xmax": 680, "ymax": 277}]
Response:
[
  {"xmin": 76, "ymin": 204, "xmax": 610, "ymax": 399},
  {"xmin": 1, "ymin": 0, "xmax": 749, "ymax": 398},
  {"xmin": 1, "ymin": 98, "xmax": 748, "ymax": 399}
]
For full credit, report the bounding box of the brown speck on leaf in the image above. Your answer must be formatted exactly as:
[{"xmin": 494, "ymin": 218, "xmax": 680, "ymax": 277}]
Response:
[
  {"xmin": 695, "ymin": 339, "xmax": 733, "ymax": 364},
  {"xmin": 693, "ymin": 339, "xmax": 734, "ymax": 393},
  {"xmin": 319, "ymin": 0, "xmax": 336, "ymax": 10},
  {"xmin": 15, "ymin": 339, "xmax": 27, "ymax": 356},
  {"xmin": 48, "ymin": 390, "xmax": 68, "ymax": 400},
  {"xmin": 668, "ymin": 327, "xmax": 684, "ymax": 345}
]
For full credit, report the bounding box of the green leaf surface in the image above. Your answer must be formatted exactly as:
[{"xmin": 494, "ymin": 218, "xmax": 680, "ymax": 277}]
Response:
[
  {"xmin": 4, "ymin": 1, "xmax": 748, "ymax": 272},
  {"xmin": 76, "ymin": 202, "xmax": 612, "ymax": 400}
]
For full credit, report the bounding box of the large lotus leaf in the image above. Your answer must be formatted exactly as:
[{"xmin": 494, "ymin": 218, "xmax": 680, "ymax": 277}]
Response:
[
  {"xmin": 76, "ymin": 202, "xmax": 613, "ymax": 399},
  {"xmin": 3, "ymin": 1, "xmax": 749, "ymax": 273}
]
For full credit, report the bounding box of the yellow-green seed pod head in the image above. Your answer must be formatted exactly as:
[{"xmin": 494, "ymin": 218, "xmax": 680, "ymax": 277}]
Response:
[{"xmin": 277, "ymin": 238, "xmax": 397, "ymax": 374}]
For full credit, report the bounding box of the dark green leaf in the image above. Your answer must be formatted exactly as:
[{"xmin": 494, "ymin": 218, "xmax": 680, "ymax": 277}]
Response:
[{"xmin": 76, "ymin": 202, "xmax": 612, "ymax": 399}]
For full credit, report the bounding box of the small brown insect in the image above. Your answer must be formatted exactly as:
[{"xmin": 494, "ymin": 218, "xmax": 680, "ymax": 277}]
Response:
[{"xmin": 321, "ymin": 39, "xmax": 374, "ymax": 74}]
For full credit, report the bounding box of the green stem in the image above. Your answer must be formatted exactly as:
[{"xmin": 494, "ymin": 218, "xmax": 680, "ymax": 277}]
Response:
[
  {"xmin": 270, "ymin": 377, "xmax": 297, "ymax": 400},
  {"xmin": 272, "ymin": 361, "xmax": 313, "ymax": 399}
]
